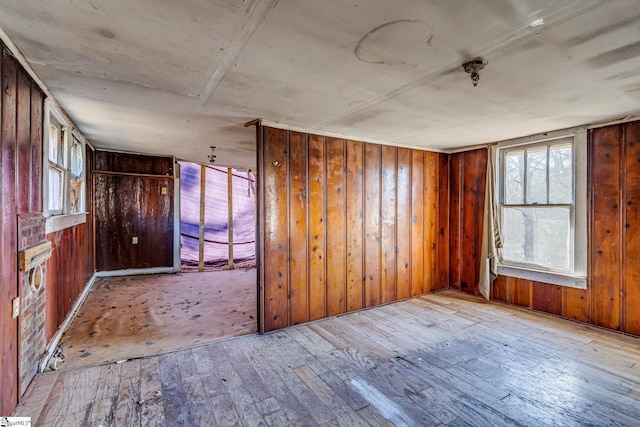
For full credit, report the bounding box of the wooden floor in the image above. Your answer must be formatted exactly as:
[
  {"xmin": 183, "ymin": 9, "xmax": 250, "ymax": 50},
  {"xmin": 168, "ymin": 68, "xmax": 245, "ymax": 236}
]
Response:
[{"xmin": 14, "ymin": 290, "xmax": 640, "ymax": 426}]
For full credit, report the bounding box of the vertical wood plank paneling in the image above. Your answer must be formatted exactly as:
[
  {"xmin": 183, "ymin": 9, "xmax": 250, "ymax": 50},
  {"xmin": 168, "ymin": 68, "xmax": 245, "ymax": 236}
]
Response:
[
  {"xmin": 396, "ymin": 148, "xmax": 412, "ymax": 300},
  {"xmin": 30, "ymin": 87, "xmax": 43, "ymax": 213},
  {"xmin": 461, "ymin": 151, "xmax": 479, "ymax": 293},
  {"xmin": 532, "ymin": 283, "xmax": 562, "ymax": 316},
  {"xmin": 491, "ymin": 276, "xmax": 509, "ymax": 303},
  {"xmin": 16, "ymin": 71, "xmax": 31, "ymax": 214},
  {"xmin": 364, "ymin": 144, "xmax": 381, "ymax": 308},
  {"xmin": 437, "ymin": 153, "xmax": 449, "ymax": 289},
  {"xmin": 325, "ymin": 138, "xmax": 346, "ymax": 316},
  {"xmin": 288, "ymin": 131, "xmax": 308, "ymax": 325},
  {"xmin": 449, "ymin": 154, "xmax": 462, "ymax": 290},
  {"xmin": 258, "ymin": 125, "xmax": 448, "ymax": 331},
  {"xmin": 262, "ymin": 128, "xmax": 289, "ymax": 331},
  {"xmin": 95, "ymin": 174, "xmax": 173, "ymax": 271},
  {"xmin": 308, "ymin": 135, "xmax": 326, "ymax": 321},
  {"xmin": 564, "ymin": 288, "xmax": 589, "ymax": 323},
  {"xmin": 423, "ymin": 152, "xmax": 438, "ymax": 293},
  {"xmin": 623, "ymin": 121, "xmax": 640, "ymax": 335},
  {"xmin": 380, "ymin": 146, "xmax": 397, "ymax": 304},
  {"xmin": 591, "ymin": 125, "xmax": 622, "ymax": 330},
  {"xmin": 346, "ymin": 140, "xmax": 364, "ymax": 312},
  {"xmin": 1, "ymin": 46, "xmax": 19, "ymax": 415},
  {"xmin": 411, "ymin": 150, "xmax": 425, "ymax": 296},
  {"xmin": 511, "ymin": 278, "xmax": 532, "ymax": 308}
]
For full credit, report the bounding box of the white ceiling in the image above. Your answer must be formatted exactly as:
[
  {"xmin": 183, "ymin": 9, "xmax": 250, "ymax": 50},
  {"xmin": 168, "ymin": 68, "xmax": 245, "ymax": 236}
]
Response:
[{"xmin": 1, "ymin": 0, "xmax": 639, "ymax": 169}]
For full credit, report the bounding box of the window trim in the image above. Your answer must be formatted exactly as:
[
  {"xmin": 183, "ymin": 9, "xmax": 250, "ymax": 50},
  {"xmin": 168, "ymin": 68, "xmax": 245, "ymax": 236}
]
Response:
[
  {"xmin": 495, "ymin": 126, "xmax": 587, "ymax": 289},
  {"xmin": 43, "ymin": 99, "xmax": 88, "ymax": 232}
]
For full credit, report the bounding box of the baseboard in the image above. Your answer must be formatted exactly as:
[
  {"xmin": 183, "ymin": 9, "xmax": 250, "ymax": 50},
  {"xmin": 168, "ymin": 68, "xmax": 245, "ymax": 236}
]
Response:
[
  {"xmin": 95, "ymin": 266, "xmax": 178, "ymax": 277},
  {"xmin": 39, "ymin": 272, "xmax": 98, "ymax": 372}
]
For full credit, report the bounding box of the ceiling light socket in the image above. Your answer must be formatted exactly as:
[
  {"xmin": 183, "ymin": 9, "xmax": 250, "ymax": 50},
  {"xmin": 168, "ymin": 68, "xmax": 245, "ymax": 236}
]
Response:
[{"xmin": 462, "ymin": 58, "xmax": 488, "ymax": 87}]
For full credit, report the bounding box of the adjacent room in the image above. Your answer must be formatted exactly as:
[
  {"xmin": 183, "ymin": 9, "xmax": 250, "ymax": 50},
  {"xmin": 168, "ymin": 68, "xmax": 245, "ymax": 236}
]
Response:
[{"xmin": 1, "ymin": 0, "xmax": 640, "ymax": 425}]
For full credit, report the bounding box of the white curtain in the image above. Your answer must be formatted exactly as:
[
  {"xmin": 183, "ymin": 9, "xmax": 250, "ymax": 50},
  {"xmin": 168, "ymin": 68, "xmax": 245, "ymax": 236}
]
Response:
[{"xmin": 478, "ymin": 145, "xmax": 501, "ymax": 300}]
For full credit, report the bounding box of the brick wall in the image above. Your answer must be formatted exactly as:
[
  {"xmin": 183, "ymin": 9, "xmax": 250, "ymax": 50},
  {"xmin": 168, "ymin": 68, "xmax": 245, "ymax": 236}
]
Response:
[{"xmin": 18, "ymin": 213, "xmax": 48, "ymax": 394}]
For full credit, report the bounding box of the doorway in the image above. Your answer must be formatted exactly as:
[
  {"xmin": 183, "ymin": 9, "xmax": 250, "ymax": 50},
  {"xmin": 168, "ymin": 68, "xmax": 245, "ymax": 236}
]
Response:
[{"xmin": 178, "ymin": 162, "xmax": 256, "ymax": 271}]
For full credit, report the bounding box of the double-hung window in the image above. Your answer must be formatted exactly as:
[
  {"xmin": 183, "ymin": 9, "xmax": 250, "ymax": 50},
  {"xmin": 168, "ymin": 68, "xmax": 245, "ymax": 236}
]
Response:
[
  {"xmin": 497, "ymin": 129, "xmax": 587, "ymax": 288},
  {"xmin": 44, "ymin": 101, "xmax": 87, "ymax": 232}
]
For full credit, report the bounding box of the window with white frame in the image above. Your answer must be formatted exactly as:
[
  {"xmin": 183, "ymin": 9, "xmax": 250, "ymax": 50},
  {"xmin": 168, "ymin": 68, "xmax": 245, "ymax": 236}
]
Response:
[
  {"xmin": 45, "ymin": 104, "xmax": 86, "ymax": 219},
  {"xmin": 47, "ymin": 115, "xmax": 67, "ymax": 215},
  {"xmin": 497, "ymin": 130, "xmax": 587, "ymax": 287}
]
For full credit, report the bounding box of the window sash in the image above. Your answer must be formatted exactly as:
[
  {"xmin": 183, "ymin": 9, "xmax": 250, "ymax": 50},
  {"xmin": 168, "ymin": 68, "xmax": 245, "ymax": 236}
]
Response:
[{"xmin": 498, "ymin": 137, "xmax": 576, "ymax": 273}]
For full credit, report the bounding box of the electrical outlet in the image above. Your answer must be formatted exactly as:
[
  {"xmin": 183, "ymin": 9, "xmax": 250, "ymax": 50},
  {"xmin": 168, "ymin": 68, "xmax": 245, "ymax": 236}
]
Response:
[
  {"xmin": 12, "ymin": 297, "xmax": 20, "ymax": 319},
  {"xmin": 132, "ymin": 236, "xmax": 138, "ymax": 244}
]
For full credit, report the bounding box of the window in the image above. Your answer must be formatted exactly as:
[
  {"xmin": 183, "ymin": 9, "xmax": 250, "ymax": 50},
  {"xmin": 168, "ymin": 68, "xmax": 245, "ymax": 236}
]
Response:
[
  {"xmin": 43, "ymin": 101, "xmax": 87, "ymax": 232},
  {"xmin": 47, "ymin": 118, "xmax": 67, "ymax": 215},
  {"xmin": 497, "ymin": 129, "xmax": 587, "ymax": 288}
]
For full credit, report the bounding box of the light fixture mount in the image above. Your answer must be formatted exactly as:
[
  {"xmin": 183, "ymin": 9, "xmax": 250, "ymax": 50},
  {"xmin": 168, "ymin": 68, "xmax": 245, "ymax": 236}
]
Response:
[{"xmin": 462, "ymin": 58, "xmax": 488, "ymax": 87}]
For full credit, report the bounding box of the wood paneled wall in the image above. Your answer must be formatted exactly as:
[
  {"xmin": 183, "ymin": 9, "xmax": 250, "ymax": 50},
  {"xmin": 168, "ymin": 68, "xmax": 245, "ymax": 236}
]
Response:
[
  {"xmin": 448, "ymin": 149, "xmax": 487, "ymax": 295},
  {"xmin": 45, "ymin": 145, "xmax": 95, "ymax": 340},
  {"xmin": 257, "ymin": 126, "xmax": 448, "ymax": 332},
  {"xmin": 94, "ymin": 151, "xmax": 174, "ymax": 271},
  {"xmin": 482, "ymin": 121, "xmax": 640, "ymax": 336},
  {"xmin": 0, "ymin": 45, "xmax": 44, "ymax": 415}
]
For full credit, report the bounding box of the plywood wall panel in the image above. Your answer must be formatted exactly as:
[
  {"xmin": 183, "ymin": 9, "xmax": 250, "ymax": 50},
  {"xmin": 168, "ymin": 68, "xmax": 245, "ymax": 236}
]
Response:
[
  {"xmin": 308, "ymin": 135, "xmax": 326, "ymax": 321},
  {"xmin": 1, "ymin": 45, "xmax": 19, "ymax": 416},
  {"xmin": 449, "ymin": 149, "xmax": 487, "ymax": 295},
  {"xmin": 591, "ymin": 125, "xmax": 622, "ymax": 330},
  {"xmin": 16, "ymin": 71, "xmax": 31, "ymax": 214},
  {"xmin": 449, "ymin": 154, "xmax": 462, "ymax": 290},
  {"xmin": 623, "ymin": 121, "xmax": 640, "ymax": 335},
  {"xmin": 564, "ymin": 287, "xmax": 589, "ymax": 323},
  {"xmin": 396, "ymin": 148, "xmax": 412, "ymax": 300},
  {"xmin": 532, "ymin": 283, "xmax": 562, "ymax": 316},
  {"xmin": 262, "ymin": 127, "xmax": 289, "ymax": 331},
  {"xmin": 364, "ymin": 144, "xmax": 381, "ymax": 308},
  {"xmin": 380, "ymin": 146, "xmax": 397, "ymax": 304},
  {"xmin": 424, "ymin": 152, "xmax": 438, "ymax": 293},
  {"xmin": 325, "ymin": 138, "xmax": 346, "ymax": 317},
  {"xmin": 346, "ymin": 140, "xmax": 364, "ymax": 312},
  {"xmin": 491, "ymin": 276, "xmax": 509, "ymax": 303},
  {"xmin": 436, "ymin": 153, "xmax": 450, "ymax": 289},
  {"xmin": 94, "ymin": 151, "xmax": 173, "ymax": 176},
  {"xmin": 94, "ymin": 174, "xmax": 174, "ymax": 271},
  {"xmin": 258, "ymin": 125, "xmax": 446, "ymax": 332},
  {"xmin": 29, "ymin": 89, "xmax": 43, "ymax": 213},
  {"xmin": 411, "ymin": 151, "xmax": 425, "ymax": 296},
  {"xmin": 511, "ymin": 278, "xmax": 532, "ymax": 308},
  {"xmin": 288, "ymin": 132, "xmax": 309, "ymax": 325}
]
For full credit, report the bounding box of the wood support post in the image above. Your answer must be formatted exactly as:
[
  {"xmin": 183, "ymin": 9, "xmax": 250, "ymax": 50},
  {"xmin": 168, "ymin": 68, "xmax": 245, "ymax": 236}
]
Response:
[
  {"xmin": 199, "ymin": 164, "xmax": 206, "ymax": 271},
  {"xmin": 228, "ymin": 167, "xmax": 235, "ymax": 270}
]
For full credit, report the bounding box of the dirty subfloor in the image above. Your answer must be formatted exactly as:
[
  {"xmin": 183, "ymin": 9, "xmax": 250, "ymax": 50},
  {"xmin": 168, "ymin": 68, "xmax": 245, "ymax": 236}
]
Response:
[{"xmin": 54, "ymin": 268, "xmax": 257, "ymax": 371}]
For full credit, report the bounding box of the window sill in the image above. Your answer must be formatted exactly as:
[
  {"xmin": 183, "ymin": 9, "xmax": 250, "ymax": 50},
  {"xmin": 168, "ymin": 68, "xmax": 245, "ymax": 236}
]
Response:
[
  {"xmin": 45, "ymin": 212, "xmax": 87, "ymax": 234},
  {"xmin": 497, "ymin": 265, "xmax": 587, "ymax": 289}
]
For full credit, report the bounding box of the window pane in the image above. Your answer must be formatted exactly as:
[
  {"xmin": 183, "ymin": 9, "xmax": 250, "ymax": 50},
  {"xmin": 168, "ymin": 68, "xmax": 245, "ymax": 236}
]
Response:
[
  {"xmin": 70, "ymin": 179, "xmax": 83, "ymax": 213},
  {"xmin": 49, "ymin": 125, "xmax": 58, "ymax": 163},
  {"xmin": 48, "ymin": 167, "xmax": 63, "ymax": 212},
  {"xmin": 504, "ymin": 150, "xmax": 524, "ymax": 204},
  {"xmin": 526, "ymin": 147, "xmax": 547, "ymax": 204},
  {"xmin": 549, "ymin": 144, "xmax": 572, "ymax": 204},
  {"xmin": 70, "ymin": 140, "xmax": 84, "ymax": 178},
  {"xmin": 502, "ymin": 207, "xmax": 570, "ymax": 271}
]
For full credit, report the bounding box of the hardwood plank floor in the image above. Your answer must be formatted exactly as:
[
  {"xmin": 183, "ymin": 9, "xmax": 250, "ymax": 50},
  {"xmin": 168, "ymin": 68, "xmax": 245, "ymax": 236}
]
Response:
[{"xmin": 14, "ymin": 290, "xmax": 640, "ymax": 426}]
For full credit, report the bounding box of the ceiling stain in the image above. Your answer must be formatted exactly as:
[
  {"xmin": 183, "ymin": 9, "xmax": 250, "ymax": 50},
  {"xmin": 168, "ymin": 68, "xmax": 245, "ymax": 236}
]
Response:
[
  {"xmin": 95, "ymin": 28, "xmax": 116, "ymax": 39},
  {"xmin": 354, "ymin": 19, "xmax": 432, "ymax": 66},
  {"xmin": 563, "ymin": 15, "xmax": 639, "ymax": 48},
  {"xmin": 587, "ymin": 41, "xmax": 640, "ymax": 69}
]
